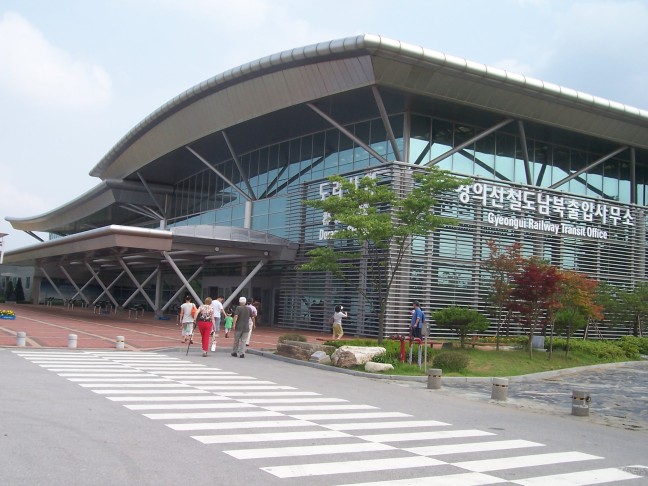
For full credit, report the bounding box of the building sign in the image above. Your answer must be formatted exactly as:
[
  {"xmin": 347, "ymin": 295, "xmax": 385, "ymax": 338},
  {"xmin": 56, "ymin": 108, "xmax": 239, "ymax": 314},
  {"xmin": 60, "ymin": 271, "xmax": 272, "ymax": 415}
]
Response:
[
  {"xmin": 457, "ymin": 182, "xmax": 635, "ymax": 240},
  {"xmin": 317, "ymin": 173, "xmax": 376, "ymax": 240}
]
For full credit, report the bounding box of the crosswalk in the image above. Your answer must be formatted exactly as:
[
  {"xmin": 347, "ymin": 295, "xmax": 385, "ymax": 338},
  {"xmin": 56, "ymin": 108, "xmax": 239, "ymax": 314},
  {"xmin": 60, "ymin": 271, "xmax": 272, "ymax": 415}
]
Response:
[{"xmin": 14, "ymin": 350, "xmax": 648, "ymax": 485}]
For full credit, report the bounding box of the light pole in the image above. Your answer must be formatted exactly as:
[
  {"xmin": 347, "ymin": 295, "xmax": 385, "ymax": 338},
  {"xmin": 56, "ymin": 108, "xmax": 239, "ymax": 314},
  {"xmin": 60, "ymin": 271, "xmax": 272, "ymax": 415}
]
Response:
[{"xmin": 0, "ymin": 233, "xmax": 7, "ymax": 264}]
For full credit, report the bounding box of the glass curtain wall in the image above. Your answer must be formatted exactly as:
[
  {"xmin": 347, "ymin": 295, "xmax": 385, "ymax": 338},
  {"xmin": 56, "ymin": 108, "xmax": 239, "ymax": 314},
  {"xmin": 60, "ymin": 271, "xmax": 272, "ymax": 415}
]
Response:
[{"xmin": 166, "ymin": 109, "xmax": 646, "ymax": 338}]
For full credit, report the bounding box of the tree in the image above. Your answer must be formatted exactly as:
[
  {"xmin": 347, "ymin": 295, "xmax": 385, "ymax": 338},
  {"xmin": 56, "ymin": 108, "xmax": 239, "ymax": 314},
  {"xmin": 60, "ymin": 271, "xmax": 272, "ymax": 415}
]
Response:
[
  {"xmin": 506, "ymin": 258, "xmax": 563, "ymax": 356},
  {"xmin": 482, "ymin": 240, "xmax": 523, "ymax": 350},
  {"xmin": 432, "ymin": 306, "xmax": 489, "ymax": 348},
  {"xmin": 551, "ymin": 270, "xmax": 603, "ymax": 357},
  {"xmin": 301, "ymin": 166, "xmax": 470, "ymax": 343},
  {"xmin": 5, "ymin": 280, "xmax": 15, "ymax": 302},
  {"xmin": 14, "ymin": 278, "xmax": 25, "ymax": 303},
  {"xmin": 620, "ymin": 282, "xmax": 648, "ymax": 337}
]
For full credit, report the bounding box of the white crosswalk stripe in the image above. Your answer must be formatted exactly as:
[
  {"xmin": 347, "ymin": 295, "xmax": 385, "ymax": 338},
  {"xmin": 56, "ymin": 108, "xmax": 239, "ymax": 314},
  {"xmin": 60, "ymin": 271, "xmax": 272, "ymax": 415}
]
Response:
[{"xmin": 14, "ymin": 350, "xmax": 646, "ymax": 485}]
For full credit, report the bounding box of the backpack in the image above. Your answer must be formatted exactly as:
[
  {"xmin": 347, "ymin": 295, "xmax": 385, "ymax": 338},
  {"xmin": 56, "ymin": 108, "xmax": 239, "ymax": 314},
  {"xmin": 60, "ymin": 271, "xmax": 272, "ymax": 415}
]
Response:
[{"xmin": 328, "ymin": 314, "xmax": 335, "ymax": 326}]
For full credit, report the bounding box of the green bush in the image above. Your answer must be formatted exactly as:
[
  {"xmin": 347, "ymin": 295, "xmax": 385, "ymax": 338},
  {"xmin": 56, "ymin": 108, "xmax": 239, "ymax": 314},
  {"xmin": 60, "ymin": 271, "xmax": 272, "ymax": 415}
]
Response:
[
  {"xmin": 432, "ymin": 351, "xmax": 470, "ymax": 372},
  {"xmin": 551, "ymin": 338, "xmax": 637, "ymax": 360},
  {"xmin": 618, "ymin": 336, "xmax": 648, "ymax": 356},
  {"xmin": 278, "ymin": 333, "xmax": 307, "ymax": 343}
]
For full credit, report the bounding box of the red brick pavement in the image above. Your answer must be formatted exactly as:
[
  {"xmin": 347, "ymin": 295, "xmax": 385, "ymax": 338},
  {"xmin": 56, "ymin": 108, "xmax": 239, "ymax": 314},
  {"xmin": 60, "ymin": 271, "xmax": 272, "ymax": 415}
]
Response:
[{"xmin": 0, "ymin": 303, "xmax": 331, "ymax": 351}]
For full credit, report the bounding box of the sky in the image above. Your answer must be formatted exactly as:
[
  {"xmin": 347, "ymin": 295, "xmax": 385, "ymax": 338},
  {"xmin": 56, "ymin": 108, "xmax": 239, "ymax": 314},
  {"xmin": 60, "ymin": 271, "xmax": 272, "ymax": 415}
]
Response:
[{"xmin": 1, "ymin": 0, "xmax": 647, "ymax": 251}]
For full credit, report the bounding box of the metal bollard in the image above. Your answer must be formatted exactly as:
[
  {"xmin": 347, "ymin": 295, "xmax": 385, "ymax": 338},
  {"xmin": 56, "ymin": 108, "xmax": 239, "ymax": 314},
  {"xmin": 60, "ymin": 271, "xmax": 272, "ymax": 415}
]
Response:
[
  {"xmin": 491, "ymin": 377, "xmax": 509, "ymax": 401},
  {"xmin": 572, "ymin": 388, "xmax": 591, "ymax": 416},
  {"xmin": 16, "ymin": 331, "xmax": 26, "ymax": 347},
  {"xmin": 427, "ymin": 368, "xmax": 442, "ymax": 389},
  {"xmin": 116, "ymin": 336, "xmax": 125, "ymax": 350},
  {"xmin": 68, "ymin": 334, "xmax": 78, "ymax": 349}
]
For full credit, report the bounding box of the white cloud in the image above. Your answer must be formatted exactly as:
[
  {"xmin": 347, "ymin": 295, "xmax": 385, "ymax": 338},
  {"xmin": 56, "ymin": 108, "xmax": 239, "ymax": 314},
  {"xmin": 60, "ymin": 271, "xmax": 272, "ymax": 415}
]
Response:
[{"xmin": 0, "ymin": 11, "xmax": 112, "ymax": 109}]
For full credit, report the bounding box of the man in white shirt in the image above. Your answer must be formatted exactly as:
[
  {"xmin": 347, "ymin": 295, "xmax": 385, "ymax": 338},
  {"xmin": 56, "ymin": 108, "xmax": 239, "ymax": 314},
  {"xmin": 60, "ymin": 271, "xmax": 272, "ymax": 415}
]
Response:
[
  {"xmin": 210, "ymin": 295, "xmax": 226, "ymax": 335},
  {"xmin": 245, "ymin": 299, "xmax": 258, "ymax": 347}
]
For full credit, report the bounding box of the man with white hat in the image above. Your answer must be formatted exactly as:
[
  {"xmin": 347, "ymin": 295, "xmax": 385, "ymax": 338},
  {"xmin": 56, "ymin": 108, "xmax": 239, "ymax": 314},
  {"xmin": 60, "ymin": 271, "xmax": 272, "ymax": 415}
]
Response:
[{"xmin": 231, "ymin": 297, "xmax": 252, "ymax": 358}]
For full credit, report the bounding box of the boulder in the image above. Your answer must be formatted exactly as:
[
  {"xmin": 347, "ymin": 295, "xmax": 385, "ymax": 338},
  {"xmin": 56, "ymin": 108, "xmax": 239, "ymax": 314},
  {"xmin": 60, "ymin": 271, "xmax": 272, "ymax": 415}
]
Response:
[
  {"xmin": 331, "ymin": 346, "xmax": 386, "ymax": 368},
  {"xmin": 365, "ymin": 361, "xmax": 394, "ymax": 372},
  {"xmin": 310, "ymin": 350, "xmax": 332, "ymax": 365},
  {"xmin": 276, "ymin": 340, "xmax": 334, "ymax": 361}
]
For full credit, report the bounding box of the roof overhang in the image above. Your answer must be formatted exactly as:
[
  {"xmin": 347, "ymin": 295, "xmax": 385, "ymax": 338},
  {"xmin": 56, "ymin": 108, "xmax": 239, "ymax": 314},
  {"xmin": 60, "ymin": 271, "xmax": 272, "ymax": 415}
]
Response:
[
  {"xmin": 90, "ymin": 34, "xmax": 648, "ymax": 182},
  {"xmin": 2, "ymin": 225, "xmax": 298, "ymax": 274}
]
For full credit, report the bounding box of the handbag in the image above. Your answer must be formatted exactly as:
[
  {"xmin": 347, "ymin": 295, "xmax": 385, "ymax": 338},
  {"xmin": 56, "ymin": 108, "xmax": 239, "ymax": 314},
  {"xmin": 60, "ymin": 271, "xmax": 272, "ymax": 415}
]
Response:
[{"xmin": 191, "ymin": 304, "xmax": 198, "ymax": 318}]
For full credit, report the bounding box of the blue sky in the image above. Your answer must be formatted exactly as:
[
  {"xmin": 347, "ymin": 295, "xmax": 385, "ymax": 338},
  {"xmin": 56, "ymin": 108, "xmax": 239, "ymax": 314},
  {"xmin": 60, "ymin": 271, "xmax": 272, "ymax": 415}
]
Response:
[{"xmin": 1, "ymin": 0, "xmax": 647, "ymax": 250}]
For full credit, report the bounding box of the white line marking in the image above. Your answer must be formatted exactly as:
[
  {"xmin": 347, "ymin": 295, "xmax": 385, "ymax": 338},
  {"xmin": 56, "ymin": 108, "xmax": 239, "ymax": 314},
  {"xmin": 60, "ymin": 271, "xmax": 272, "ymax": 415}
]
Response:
[
  {"xmin": 194, "ymin": 430, "xmax": 349, "ymax": 444},
  {"xmin": 106, "ymin": 395, "xmax": 227, "ymax": 402},
  {"xmin": 291, "ymin": 412, "xmax": 411, "ymax": 420},
  {"xmin": 511, "ymin": 467, "xmax": 643, "ymax": 485},
  {"xmin": 167, "ymin": 420, "xmax": 316, "ymax": 431},
  {"xmin": 126, "ymin": 403, "xmax": 249, "ymax": 410},
  {"xmin": 144, "ymin": 411, "xmax": 283, "ymax": 420},
  {"xmin": 264, "ymin": 404, "xmax": 377, "ymax": 412},
  {"xmin": 359, "ymin": 429, "xmax": 494, "ymax": 443},
  {"xmin": 261, "ymin": 456, "xmax": 443, "ymax": 478},
  {"xmin": 405, "ymin": 439, "xmax": 544, "ymax": 456},
  {"xmin": 324, "ymin": 420, "xmax": 449, "ymax": 430},
  {"xmin": 335, "ymin": 472, "xmax": 505, "ymax": 486},
  {"xmin": 455, "ymin": 451, "xmax": 602, "ymax": 472},
  {"xmin": 225, "ymin": 442, "xmax": 396, "ymax": 460}
]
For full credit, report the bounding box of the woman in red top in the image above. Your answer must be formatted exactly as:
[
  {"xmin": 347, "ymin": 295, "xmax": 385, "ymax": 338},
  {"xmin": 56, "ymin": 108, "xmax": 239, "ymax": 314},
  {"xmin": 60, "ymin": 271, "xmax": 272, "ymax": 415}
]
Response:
[{"xmin": 195, "ymin": 297, "xmax": 215, "ymax": 356}]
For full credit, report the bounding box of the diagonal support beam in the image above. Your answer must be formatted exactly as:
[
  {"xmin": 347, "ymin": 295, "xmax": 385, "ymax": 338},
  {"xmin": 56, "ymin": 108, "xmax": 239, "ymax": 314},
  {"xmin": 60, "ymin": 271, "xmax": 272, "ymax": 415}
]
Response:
[
  {"xmin": 163, "ymin": 251, "xmax": 203, "ymax": 306},
  {"xmin": 222, "ymin": 131, "xmax": 257, "ymax": 199},
  {"xmin": 307, "ymin": 103, "xmax": 390, "ymax": 164},
  {"xmin": 429, "ymin": 118, "xmax": 514, "ymax": 166},
  {"xmin": 117, "ymin": 256, "xmax": 158, "ymax": 311},
  {"xmin": 222, "ymin": 260, "xmax": 266, "ymax": 309},
  {"xmin": 59, "ymin": 264, "xmax": 90, "ymax": 304},
  {"xmin": 39, "ymin": 266, "xmax": 66, "ymax": 302},
  {"xmin": 84, "ymin": 262, "xmax": 120, "ymax": 309},
  {"xmin": 137, "ymin": 172, "xmax": 166, "ymax": 219},
  {"xmin": 372, "ymin": 86, "xmax": 402, "ymax": 161},
  {"xmin": 186, "ymin": 146, "xmax": 254, "ymax": 201},
  {"xmin": 517, "ymin": 121, "xmax": 533, "ymax": 185},
  {"xmin": 162, "ymin": 265, "xmax": 205, "ymax": 312},
  {"xmin": 549, "ymin": 146, "xmax": 628, "ymax": 189}
]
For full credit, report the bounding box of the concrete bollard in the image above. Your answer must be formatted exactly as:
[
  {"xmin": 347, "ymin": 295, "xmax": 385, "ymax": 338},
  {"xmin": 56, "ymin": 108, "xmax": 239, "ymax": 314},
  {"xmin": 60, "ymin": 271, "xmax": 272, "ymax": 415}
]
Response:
[
  {"xmin": 116, "ymin": 336, "xmax": 125, "ymax": 350},
  {"xmin": 68, "ymin": 334, "xmax": 78, "ymax": 349},
  {"xmin": 491, "ymin": 377, "xmax": 509, "ymax": 401},
  {"xmin": 16, "ymin": 331, "xmax": 26, "ymax": 347},
  {"xmin": 427, "ymin": 368, "xmax": 442, "ymax": 389},
  {"xmin": 572, "ymin": 388, "xmax": 591, "ymax": 416}
]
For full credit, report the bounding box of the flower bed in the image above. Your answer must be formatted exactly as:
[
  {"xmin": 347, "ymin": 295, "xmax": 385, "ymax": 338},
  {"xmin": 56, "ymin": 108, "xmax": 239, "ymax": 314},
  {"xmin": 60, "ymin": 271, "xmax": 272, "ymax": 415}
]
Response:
[{"xmin": 0, "ymin": 310, "xmax": 16, "ymax": 319}]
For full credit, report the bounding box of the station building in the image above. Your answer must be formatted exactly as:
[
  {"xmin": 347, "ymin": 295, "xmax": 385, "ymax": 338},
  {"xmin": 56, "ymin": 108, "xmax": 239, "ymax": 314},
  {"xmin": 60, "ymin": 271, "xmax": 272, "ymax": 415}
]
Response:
[{"xmin": 4, "ymin": 34, "xmax": 648, "ymax": 338}]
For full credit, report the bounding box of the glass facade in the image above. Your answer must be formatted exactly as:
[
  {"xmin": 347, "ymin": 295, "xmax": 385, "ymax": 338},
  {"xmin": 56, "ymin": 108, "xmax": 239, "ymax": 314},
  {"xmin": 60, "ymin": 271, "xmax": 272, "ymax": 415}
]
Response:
[{"xmin": 165, "ymin": 109, "xmax": 647, "ymax": 338}]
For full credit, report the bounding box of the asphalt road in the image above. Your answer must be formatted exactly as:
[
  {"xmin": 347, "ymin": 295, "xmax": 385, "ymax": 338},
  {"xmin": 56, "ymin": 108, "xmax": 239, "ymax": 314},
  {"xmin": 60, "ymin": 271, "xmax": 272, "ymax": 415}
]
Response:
[{"xmin": 2, "ymin": 347, "xmax": 647, "ymax": 485}]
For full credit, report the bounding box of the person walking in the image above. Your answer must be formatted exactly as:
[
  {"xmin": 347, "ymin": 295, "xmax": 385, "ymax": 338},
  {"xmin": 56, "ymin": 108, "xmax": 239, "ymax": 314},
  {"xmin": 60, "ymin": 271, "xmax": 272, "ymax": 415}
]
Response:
[
  {"xmin": 244, "ymin": 299, "xmax": 258, "ymax": 348},
  {"xmin": 410, "ymin": 301, "xmax": 424, "ymax": 339},
  {"xmin": 332, "ymin": 304, "xmax": 347, "ymax": 340},
  {"xmin": 210, "ymin": 295, "xmax": 226, "ymax": 335},
  {"xmin": 179, "ymin": 295, "xmax": 196, "ymax": 344},
  {"xmin": 195, "ymin": 297, "xmax": 215, "ymax": 357},
  {"xmin": 223, "ymin": 310, "xmax": 233, "ymax": 338},
  {"xmin": 231, "ymin": 297, "xmax": 251, "ymax": 358}
]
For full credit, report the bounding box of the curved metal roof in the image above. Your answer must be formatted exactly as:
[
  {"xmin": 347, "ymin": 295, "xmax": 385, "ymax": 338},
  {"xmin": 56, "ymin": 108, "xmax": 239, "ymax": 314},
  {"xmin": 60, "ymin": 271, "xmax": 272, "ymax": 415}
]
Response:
[
  {"xmin": 7, "ymin": 34, "xmax": 648, "ymax": 236},
  {"xmin": 89, "ymin": 33, "xmax": 648, "ymax": 181}
]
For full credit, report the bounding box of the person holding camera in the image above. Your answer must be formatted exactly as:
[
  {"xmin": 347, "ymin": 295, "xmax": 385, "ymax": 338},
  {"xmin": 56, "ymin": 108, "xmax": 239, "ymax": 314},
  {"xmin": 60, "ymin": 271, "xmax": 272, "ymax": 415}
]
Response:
[{"xmin": 332, "ymin": 304, "xmax": 347, "ymax": 340}]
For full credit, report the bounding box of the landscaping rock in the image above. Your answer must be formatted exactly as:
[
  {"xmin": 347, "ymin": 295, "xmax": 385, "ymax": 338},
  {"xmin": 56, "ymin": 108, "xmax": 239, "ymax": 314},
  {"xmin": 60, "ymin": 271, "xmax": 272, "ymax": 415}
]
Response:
[
  {"xmin": 365, "ymin": 361, "xmax": 394, "ymax": 372},
  {"xmin": 310, "ymin": 350, "xmax": 332, "ymax": 365},
  {"xmin": 276, "ymin": 340, "xmax": 335, "ymax": 361},
  {"xmin": 331, "ymin": 346, "xmax": 386, "ymax": 368}
]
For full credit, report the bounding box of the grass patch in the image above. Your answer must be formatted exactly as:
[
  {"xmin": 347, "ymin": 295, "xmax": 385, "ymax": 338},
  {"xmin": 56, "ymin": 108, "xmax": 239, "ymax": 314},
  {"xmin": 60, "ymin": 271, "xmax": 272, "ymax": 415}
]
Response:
[{"xmin": 335, "ymin": 338, "xmax": 640, "ymax": 377}]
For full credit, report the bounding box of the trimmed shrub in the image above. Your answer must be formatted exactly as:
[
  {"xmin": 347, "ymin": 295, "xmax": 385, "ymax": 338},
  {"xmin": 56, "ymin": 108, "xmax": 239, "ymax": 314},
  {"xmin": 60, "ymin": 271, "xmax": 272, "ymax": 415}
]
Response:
[{"xmin": 432, "ymin": 351, "xmax": 470, "ymax": 372}]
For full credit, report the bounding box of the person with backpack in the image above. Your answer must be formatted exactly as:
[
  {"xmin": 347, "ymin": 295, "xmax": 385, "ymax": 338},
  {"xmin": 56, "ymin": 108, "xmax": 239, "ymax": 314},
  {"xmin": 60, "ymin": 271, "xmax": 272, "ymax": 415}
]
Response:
[
  {"xmin": 410, "ymin": 301, "xmax": 424, "ymax": 339},
  {"xmin": 195, "ymin": 297, "xmax": 215, "ymax": 357}
]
